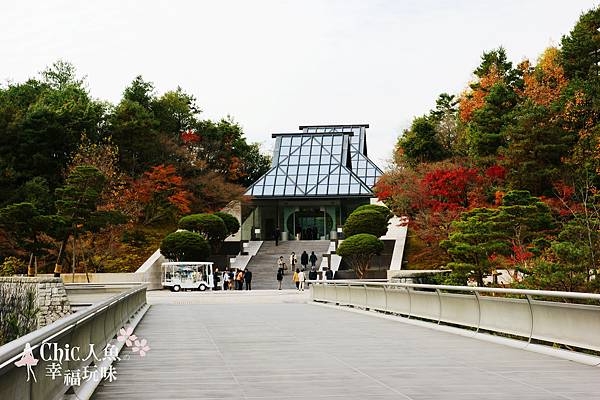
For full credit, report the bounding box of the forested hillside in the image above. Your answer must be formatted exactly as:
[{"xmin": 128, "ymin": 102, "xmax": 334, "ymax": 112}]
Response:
[
  {"xmin": 0, "ymin": 63, "xmax": 270, "ymax": 275},
  {"xmin": 377, "ymin": 7, "xmax": 600, "ymax": 291}
]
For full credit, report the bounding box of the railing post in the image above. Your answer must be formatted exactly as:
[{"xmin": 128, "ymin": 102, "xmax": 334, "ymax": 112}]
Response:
[
  {"xmin": 435, "ymin": 288, "xmax": 442, "ymax": 324},
  {"xmin": 348, "ymin": 283, "xmax": 352, "ymax": 306},
  {"xmin": 363, "ymin": 284, "xmax": 369, "ymax": 310},
  {"xmin": 526, "ymin": 294, "xmax": 534, "ymax": 343},
  {"xmin": 406, "ymin": 287, "xmax": 412, "ymax": 319},
  {"xmin": 474, "ymin": 291, "xmax": 482, "ymax": 333},
  {"xmin": 383, "ymin": 284, "xmax": 388, "ymax": 313}
]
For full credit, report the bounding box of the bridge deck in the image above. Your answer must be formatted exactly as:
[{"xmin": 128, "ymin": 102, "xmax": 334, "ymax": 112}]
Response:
[{"xmin": 93, "ymin": 291, "xmax": 600, "ymax": 399}]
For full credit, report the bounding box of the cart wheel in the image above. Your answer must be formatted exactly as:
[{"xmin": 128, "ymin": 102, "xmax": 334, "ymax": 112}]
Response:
[
  {"xmin": 173, "ymin": 285, "xmax": 181, "ymax": 292},
  {"xmin": 198, "ymin": 284, "xmax": 208, "ymax": 292}
]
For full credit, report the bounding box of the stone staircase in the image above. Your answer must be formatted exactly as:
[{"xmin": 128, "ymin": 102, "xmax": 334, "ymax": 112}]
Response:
[{"xmin": 245, "ymin": 240, "xmax": 332, "ymax": 290}]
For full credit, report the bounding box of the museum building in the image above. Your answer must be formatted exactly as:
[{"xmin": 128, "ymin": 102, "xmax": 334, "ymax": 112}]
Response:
[{"xmin": 240, "ymin": 124, "xmax": 383, "ymax": 241}]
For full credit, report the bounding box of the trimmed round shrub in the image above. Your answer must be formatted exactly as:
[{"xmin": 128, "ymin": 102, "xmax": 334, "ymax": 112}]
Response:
[
  {"xmin": 336, "ymin": 233, "xmax": 384, "ymax": 279},
  {"xmin": 178, "ymin": 214, "xmax": 228, "ymax": 245},
  {"xmin": 353, "ymin": 204, "xmax": 394, "ymax": 222},
  {"xmin": 214, "ymin": 211, "xmax": 240, "ymax": 236},
  {"xmin": 343, "ymin": 209, "xmax": 388, "ymax": 238},
  {"xmin": 160, "ymin": 230, "xmax": 210, "ymax": 261}
]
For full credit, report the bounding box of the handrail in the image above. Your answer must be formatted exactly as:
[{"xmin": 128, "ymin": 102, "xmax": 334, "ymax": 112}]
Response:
[
  {"xmin": 308, "ymin": 280, "xmax": 600, "ymax": 301},
  {"xmin": 0, "ymin": 284, "xmax": 148, "ymax": 399},
  {"xmin": 309, "ymin": 280, "xmax": 600, "ymax": 358}
]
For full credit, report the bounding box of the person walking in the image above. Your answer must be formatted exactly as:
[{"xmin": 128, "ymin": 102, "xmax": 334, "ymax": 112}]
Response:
[
  {"xmin": 276, "ymin": 267, "xmax": 284, "ymax": 290},
  {"xmin": 213, "ymin": 268, "xmax": 220, "ymax": 291},
  {"xmin": 222, "ymin": 269, "xmax": 229, "ymax": 291},
  {"xmin": 236, "ymin": 269, "xmax": 244, "ymax": 290},
  {"xmin": 298, "ymin": 269, "xmax": 306, "ymax": 291},
  {"xmin": 227, "ymin": 269, "xmax": 235, "ymax": 290},
  {"xmin": 300, "ymin": 250, "xmax": 309, "ymax": 269},
  {"xmin": 244, "ymin": 268, "xmax": 252, "ymax": 290},
  {"xmin": 292, "ymin": 268, "xmax": 300, "ymax": 290},
  {"xmin": 274, "ymin": 226, "xmax": 281, "ymax": 246},
  {"xmin": 325, "ymin": 267, "xmax": 333, "ymax": 281},
  {"xmin": 290, "ymin": 252, "xmax": 297, "ymax": 271},
  {"xmin": 277, "ymin": 256, "xmax": 286, "ymax": 275},
  {"xmin": 308, "ymin": 267, "xmax": 317, "ymax": 286},
  {"xmin": 309, "ymin": 251, "xmax": 318, "ymax": 268}
]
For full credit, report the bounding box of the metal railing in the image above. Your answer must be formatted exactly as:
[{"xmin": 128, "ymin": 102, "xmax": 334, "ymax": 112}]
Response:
[
  {"xmin": 310, "ymin": 280, "xmax": 600, "ymax": 353},
  {"xmin": 0, "ymin": 284, "xmax": 147, "ymax": 400}
]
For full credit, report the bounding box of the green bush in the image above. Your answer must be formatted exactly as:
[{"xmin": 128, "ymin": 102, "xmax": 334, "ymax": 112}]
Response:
[
  {"xmin": 178, "ymin": 214, "xmax": 228, "ymax": 250},
  {"xmin": 0, "ymin": 257, "xmax": 27, "ymax": 276},
  {"xmin": 353, "ymin": 204, "xmax": 394, "ymax": 222},
  {"xmin": 214, "ymin": 212, "xmax": 240, "ymax": 236},
  {"xmin": 343, "ymin": 209, "xmax": 388, "ymax": 238},
  {"xmin": 160, "ymin": 230, "xmax": 210, "ymax": 261},
  {"xmin": 336, "ymin": 233, "xmax": 384, "ymax": 278}
]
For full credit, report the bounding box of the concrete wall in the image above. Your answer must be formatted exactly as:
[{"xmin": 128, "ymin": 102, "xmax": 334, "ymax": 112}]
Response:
[{"xmin": 0, "ymin": 277, "xmax": 71, "ymax": 328}]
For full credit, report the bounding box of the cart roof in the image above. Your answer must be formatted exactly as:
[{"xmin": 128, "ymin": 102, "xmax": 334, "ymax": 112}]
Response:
[{"xmin": 162, "ymin": 261, "xmax": 214, "ymax": 266}]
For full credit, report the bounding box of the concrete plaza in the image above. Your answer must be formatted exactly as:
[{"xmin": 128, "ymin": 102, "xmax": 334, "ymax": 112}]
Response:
[{"xmin": 92, "ymin": 290, "xmax": 600, "ymax": 400}]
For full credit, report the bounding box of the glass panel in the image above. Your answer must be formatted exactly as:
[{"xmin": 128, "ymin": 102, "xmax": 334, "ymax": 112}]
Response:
[
  {"xmin": 280, "ymin": 146, "xmax": 290, "ymax": 155},
  {"xmin": 263, "ymin": 186, "xmax": 274, "ymax": 195},
  {"xmin": 317, "ymin": 185, "xmax": 327, "ymax": 194},
  {"xmin": 310, "ymin": 146, "xmax": 320, "ymax": 155},
  {"xmin": 291, "ymin": 136, "xmax": 301, "ymax": 146},
  {"xmin": 252, "ymin": 186, "xmax": 263, "ymax": 196},
  {"xmin": 289, "ymin": 155, "xmax": 299, "ymax": 165},
  {"xmin": 276, "ymin": 176, "xmax": 286, "ymax": 185},
  {"xmin": 319, "ymin": 165, "xmax": 329, "ymax": 175},
  {"xmin": 350, "ymin": 184, "xmax": 360, "ymax": 194},
  {"xmin": 298, "ymin": 165, "xmax": 308, "ymax": 174},
  {"xmin": 274, "ymin": 186, "xmax": 284, "ymax": 195},
  {"xmin": 328, "ymin": 184, "xmax": 338, "ymax": 194},
  {"xmin": 265, "ymin": 175, "xmax": 275, "ymax": 185},
  {"xmin": 329, "ymin": 174, "xmax": 339, "ymax": 184},
  {"xmin": 333, "ymin": 136, "xmax": 342, "ymax": 145},
  {"xmin": 310, "ymin": 155, "xmax": 320, "ymax": 164},
  {"xmin": 322, "ymin": 136, "xmax": 333, "ymax": 145},
  {"xmin": 284, "ymin": 186, "xmax": 295, "ymax": 195},
  {"xmin": 287, "ymin": 165, "xmax": 298, "ymax": 175},
  {"xmin": 320, "ymin": 155, "xmax": 330, "ymax": 164},
  {"xmin": 278, "ymin": 155, "xmax": 288, "ymax": 164},
  {"xmin": 300, "ymin": 155, "xmax": 310, "ymax": 164},
  {"xmin": 307, "ymin": 175, "xmax": 318, "ymax": 184},
  {"xmin": 340, "ymin": 174, "xmax": 350, "ymax": 184},
  {"xmin": 312, "ymin": 136, "xmax": 322, "ymax": 145},
  {"xmin": 281, "ymin": 137, "xmax": 291, "ymax": 146},
  {"xmin": 309, "ymin": 165, "xmax": 319, "ymax": 175},
  {"xmin": 297, "ymin": 175, "xmax": 307, "ymax": 184},
  {"xmin": 339, "ymin": 184, "xmax": 350, "ymax": 194}
]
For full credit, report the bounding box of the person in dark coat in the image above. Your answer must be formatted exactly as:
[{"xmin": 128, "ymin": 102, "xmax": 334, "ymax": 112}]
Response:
[
  {"xmin": 244, "ymin": 268, "xmax": 252, "ymax": 290},
  {"xmin": 213, "ymin": 268, "xmax": 220, "ymax": 290},
  {"xmin": 308, "ymin": 267, "xmax": 318, "ymax": 286},
  {"xmin": 300, "ymin": 251, "xmax": 309, "ymax": 269},
  {"xmin": 309, "ymin": 251, "xmax": 318, "ymax": 267},
  {"xmin": 325, "ymin": 267, "xmax": 334, "ymax": 280},
  {"xmin": 276, "ymin": 267, "xmax": 284, "ymax": 290},
  {"xmin": 274, "ymin": 227, "xmax": 281, "ymax": 246}
]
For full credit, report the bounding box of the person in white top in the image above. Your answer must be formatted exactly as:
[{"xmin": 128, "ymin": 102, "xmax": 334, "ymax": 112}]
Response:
[
  {"xmin": 222, "ymin": 270, "xmax": 230, "ymax": 291},
  {"xmin": 298, "ymin": 270, "xmax": 306, "ymax": 291}
]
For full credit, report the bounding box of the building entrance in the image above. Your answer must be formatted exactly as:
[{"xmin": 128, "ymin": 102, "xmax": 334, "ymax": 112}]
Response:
[{"xmin": 286, "ymin": 208, "xmax": 333, "ymax": 240}]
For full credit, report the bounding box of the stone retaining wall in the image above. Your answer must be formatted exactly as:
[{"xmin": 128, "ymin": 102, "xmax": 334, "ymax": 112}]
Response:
[{"xmin": 0, "ymin": 277, "xmax": 71, "ymax": 328}]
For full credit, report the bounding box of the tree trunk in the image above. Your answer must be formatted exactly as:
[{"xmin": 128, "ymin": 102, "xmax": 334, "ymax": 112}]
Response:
[
  {"xmin": 54, "ymin": 236, "xmax": 69, "ymax": 277},
  {"xmin": 72, "ymin": 234, "xmax": 76, "ymax": 282},
  {"xmin": 27, "ymin": 253, "xmax": 34, "ymax": 277}
]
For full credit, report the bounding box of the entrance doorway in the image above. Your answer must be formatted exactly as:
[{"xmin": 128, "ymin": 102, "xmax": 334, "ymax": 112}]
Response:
[{"xmin": 286, "ymin": 208, "xmax": 333, "ymax": 240}]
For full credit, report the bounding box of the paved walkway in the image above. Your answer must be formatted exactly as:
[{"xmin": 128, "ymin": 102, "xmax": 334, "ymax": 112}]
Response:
[{"xmin": 93, "ymin": 292, "xmax": 600, "ymax": 400}]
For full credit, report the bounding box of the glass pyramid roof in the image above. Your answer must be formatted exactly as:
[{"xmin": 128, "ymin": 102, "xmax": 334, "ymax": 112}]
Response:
[{"xmin": 245, "ymin": 124, "xmax": 382, "ymax": 198}]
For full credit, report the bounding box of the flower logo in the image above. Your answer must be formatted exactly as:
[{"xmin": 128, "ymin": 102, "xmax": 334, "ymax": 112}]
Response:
[
  {"xmin": 132, "ymin": 339, "xmax": 150, "ymax": 357},
  {"xmin": 117, "ymin": 326, "xmax": 137, "ymax": 347}
]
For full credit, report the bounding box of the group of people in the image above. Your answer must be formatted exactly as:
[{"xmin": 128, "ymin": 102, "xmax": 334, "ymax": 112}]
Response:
[
  {"xmin": 275, "ymin": 250, "xmax": 334, "ymax": 290},
  {"xmin": 214, "ymin": 268, "xmax": 252, "ymax": 291}
]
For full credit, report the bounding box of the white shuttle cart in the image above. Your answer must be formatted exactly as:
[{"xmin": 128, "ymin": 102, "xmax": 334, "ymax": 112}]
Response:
[{"xmin": 161, "ymin": 261, "xmax": 214, "ymax": 292}]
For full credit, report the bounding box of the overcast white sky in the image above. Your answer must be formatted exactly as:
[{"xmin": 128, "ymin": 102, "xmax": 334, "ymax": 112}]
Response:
[{"xmin": 1, "ymin": 0, "xmax": 597, "ymax": 167}]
